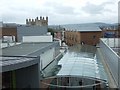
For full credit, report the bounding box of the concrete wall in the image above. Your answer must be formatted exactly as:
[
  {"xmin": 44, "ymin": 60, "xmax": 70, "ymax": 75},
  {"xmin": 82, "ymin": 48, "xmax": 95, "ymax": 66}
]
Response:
[
  {"xmin": 16, "ymin": 64, "xmax": 40, "ymax": 88},
  {"xmin": 23, "ymin": 35, "xmax": 53, "ymax": 42},
  {"xmin": 17, "ymin": 25, "xmax": 48, "ymax": 42},
  {"xmin": 40, "ymin": 48, "xmax": 55, "ymax": 69}
]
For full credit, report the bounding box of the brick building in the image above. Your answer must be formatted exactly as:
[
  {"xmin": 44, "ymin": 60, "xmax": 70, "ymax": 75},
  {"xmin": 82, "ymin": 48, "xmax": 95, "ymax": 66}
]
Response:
[
  {"xmin": 0, "ymin": 23, "xmax": 18, "ymax": 41},
  {"xmin": 63, "ymin": 24, "xmax": 102, "ymax": 46},
  {"xmin": 64, "ymin": 31, "xmax": 81, "ymax": 46}
]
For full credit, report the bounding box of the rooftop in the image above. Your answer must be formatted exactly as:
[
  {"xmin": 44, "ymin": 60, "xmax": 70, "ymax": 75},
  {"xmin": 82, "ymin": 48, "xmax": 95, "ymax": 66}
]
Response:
[
  {"xmin": 0, "ymin": 42, "xmax": 21, "ymax": 48},
  {"xmin": 1, "ymin": 42, "xmax": 59, "ymax": 56},
  {"xmin": 0, "ymin": 56, "xmax": 39, "ymax": 72},
  {"xmin": 62, "ymin": 24, "xmax": 101, "ymax": 32},
  {"xmin": 41, "ymin": 45, "xmax": 108, "ymax": 88}
]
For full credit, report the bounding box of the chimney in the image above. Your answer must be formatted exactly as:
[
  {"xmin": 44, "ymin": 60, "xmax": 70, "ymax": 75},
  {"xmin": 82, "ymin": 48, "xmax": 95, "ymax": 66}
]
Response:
[
  {"xmin": 36, "ymin": 17, "xmax": 38, "ymax": 20},
  {"xmin": 32, "ymin": 19, "xmax": 34, "ymax": 22},
  {"xmin": 26, "ymin": 19, "xmax": 29, "ymax": 24},
  {"xmin": 43, "ymin": 17, "xmax": 44, "ymax": 20},
  {"xmin": 40, "ymin": 16, "xmax": 42, "ymax": 20},
  {"xmin": 46, "ymin": 16, "xmax": 48, "ymax": 22},
  {"xmin": 32, "ymin": 19, "xmax": 34, "ymax": 25},
  {"xmin": 29, "ymin": 19, "xmax": 31, "ymax": 22}
]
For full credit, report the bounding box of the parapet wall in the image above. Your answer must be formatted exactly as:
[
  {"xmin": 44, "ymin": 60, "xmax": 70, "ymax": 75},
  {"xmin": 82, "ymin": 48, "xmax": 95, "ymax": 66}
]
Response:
[{"xmin": 26, "ymin": 16, "xmax": 48, "ymax": 26}]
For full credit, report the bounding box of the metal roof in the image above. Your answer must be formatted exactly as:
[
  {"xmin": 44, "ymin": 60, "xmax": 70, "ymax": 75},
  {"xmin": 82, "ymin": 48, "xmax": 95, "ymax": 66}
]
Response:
[
  {"xmin": 0, "ymin": 56, "xmax": 39, "ymax": 72},
  {"xmin": 57, "ymin": 45, "xmax": 107, "ymax": 81},
  {"xmin": 1, "ymin": 42, "xmax": 59, "ymax": 56},
  {"xmin": 2, "ymin": 23, "xmax": 17, "ymax": 27},
  {"xmin": 62, "ymin": 24, "xmax": 102, "ymax": 32}
]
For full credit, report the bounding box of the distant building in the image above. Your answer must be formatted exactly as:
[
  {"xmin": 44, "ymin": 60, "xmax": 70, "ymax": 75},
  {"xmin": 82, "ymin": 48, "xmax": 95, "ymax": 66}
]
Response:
[
  {"xmin": 0, "ymin": 23, "xmax": 17, "ymax": 42},
  {"xmin": 63, "ymin": 24, "xmax": 102, "ymax": 46},
  {"xmin": 0, "ymin": 23, "xmax": 48, "ymax": 42},
  {"xmin": 26, "ymin": 16, "xmax": 48, "ymax": 26},
  {"xmin": 100, "ymin": 26, "xmax": 118, "ymax": 38},
  {"xmin": 17, "ymin": 25, "xmax": 48, "ymax": 41},
  {"xmin": 48, "ymin": 25, "xmax": 65, "ymax": 46}
]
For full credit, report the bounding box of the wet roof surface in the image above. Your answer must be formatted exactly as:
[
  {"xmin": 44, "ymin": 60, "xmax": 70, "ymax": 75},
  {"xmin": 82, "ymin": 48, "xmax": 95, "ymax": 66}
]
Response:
[{"xmin": 57, "ymin": 45, "xmax": 107, "ymax": 81}]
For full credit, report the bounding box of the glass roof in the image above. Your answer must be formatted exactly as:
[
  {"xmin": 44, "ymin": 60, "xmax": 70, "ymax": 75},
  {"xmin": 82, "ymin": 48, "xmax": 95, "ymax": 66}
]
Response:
[{"xmin": 57, "ymin": 45, "xmax": 107, "ymax": 81}]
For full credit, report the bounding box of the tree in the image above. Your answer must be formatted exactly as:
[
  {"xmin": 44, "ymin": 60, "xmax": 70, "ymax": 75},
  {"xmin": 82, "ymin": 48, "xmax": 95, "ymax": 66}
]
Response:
[{"xmin": 48, "ymin": 28, "xmax": 56, "ymax": 37}]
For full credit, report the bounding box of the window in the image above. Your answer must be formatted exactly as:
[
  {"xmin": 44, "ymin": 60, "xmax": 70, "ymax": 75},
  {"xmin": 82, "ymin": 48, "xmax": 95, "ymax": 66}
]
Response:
[{"xmin": 93, "ymin": 35, "xmax": 96, "ymax": 39}]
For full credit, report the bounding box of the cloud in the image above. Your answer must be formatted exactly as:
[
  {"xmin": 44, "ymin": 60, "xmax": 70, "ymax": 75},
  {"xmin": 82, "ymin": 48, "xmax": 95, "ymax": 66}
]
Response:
[
  {"xmin": 82, "ymin": 2, "xmax": 113, "ymax": 15},
  {"xmin": 82, "ymin": 3, "xmax": 104, "ymax": 14},
  {"xmin": 0, "ymin": 0, "xmax": 118, "ymax": 24},
  {"xmin": 43, "ymin": 1, "xmax": 75, "ymax": 15}
]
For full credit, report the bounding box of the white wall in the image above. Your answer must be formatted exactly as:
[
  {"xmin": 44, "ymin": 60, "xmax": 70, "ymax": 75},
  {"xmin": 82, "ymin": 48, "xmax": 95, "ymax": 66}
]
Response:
[
  {"xmin": 23, "ymin": 35, "xmax": 53, "ymax": 42},
  {"xmin": 3, "ymin": 36, "xmax": 15, "ymax": 42},
  {"xmin": 40, "ymin": 48, "xmax": 55, "ymax": 69}
]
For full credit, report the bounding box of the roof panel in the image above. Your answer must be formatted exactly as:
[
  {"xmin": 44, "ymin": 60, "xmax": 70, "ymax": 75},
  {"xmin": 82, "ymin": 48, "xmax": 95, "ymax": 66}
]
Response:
[{"xmin": 1, "ymin": 42, "xmax": 58, "ymax": 56}]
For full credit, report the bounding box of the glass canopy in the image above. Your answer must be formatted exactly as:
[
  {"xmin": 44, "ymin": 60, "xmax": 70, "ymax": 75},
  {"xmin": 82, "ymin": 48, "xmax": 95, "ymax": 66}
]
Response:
[{"xmin": 57, "ymin": 45, "xmax": 107, "ymax": 82}]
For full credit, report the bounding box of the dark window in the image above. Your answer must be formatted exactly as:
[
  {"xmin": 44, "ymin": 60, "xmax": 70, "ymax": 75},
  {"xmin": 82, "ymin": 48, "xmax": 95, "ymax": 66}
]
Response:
[{"xmin": 93, "ymin": 35, "xmax": 96, "ymax": 39}]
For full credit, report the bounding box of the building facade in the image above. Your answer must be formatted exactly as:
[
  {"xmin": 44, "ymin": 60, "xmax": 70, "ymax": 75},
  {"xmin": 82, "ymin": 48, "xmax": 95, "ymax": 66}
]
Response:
[
  {"xmin": 0, "ymin": 23, "xmax": 48, "ymax": 42},
  {"xmin": 64, "ymin": 31, "xmax": 81, "ymax": 46},
  {"xmin": 0, "ymin": 24, "xmax": 18, "ymax": 42},
  {"xmin": 80, "ymin": 31, "xmax": 102, "ymax": 45},
  {"xmin": 17, "ymin": 25, "xmax": 48, "ymax": 42},
  {"xmin": 63, "ymin": 24, "xmax": 102, "ymax": 46},
  {"xmin": 64, "ymin": 31, "xmax": 102, "ymax": 46}
]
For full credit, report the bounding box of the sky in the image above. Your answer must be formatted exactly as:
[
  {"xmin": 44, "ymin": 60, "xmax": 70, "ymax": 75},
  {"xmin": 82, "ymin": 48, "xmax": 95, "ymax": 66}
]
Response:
[{"xmin": 0, "ymin": 0, "xmax": 118, "ymax": 25}]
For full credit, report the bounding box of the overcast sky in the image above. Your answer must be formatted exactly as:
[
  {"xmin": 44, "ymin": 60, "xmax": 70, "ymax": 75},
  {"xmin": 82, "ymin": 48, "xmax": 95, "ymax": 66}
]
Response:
[{"xmin": 0, "ymin": 0, "xmax": 118, "ymax": 25}]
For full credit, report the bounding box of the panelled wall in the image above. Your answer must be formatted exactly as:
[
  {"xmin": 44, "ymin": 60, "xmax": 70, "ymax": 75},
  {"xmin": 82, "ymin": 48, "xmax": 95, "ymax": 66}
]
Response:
[{"xmin": 100, "ymin": 39, "xmax": 120, "ymax": 88}]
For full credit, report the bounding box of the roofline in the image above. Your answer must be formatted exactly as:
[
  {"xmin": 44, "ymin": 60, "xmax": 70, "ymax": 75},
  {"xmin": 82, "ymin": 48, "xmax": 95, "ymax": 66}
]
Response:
[{"xmin": 1, "ymin": 56, "xmax": 40, "ymax": 72}]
